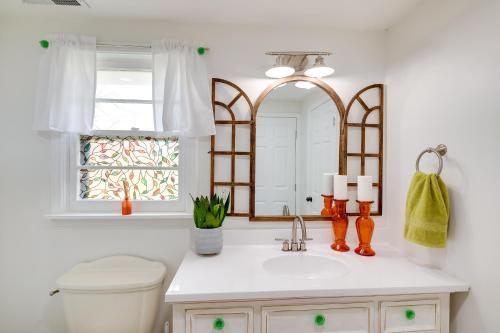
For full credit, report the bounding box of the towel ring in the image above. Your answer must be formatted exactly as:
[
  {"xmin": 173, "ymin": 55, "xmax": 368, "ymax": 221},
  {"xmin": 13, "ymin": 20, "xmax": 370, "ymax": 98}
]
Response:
[{"xmin": 415, "ymin": 144, "xmax": 447, "ymax": 175}]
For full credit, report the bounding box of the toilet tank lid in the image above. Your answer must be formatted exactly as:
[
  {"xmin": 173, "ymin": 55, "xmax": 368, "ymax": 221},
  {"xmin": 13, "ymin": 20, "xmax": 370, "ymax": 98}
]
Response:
[{"xmin": 56, "ymin": 256, "xmax": 167, "ymax": 291}]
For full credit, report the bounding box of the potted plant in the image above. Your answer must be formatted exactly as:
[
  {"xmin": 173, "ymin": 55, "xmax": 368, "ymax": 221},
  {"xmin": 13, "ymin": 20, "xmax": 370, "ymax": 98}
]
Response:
[{"xmin": 191, "ymin": 194, "xmax": 230, "ymax": 255}]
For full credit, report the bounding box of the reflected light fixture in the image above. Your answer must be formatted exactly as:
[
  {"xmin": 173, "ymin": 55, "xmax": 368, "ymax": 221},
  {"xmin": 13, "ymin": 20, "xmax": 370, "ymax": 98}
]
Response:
[
  {"xmin": 265, "ymin": 56, "xmax": 295, "ymax": 78},
  {"xmin": 265, "ymin": 51, "xmax": 334, "ymax": 79},
  {"xmin": 295, "ymin": 81, "xmax": 315, "ymax": 89},
  {"xmin": 304, "ymin": 56, "xmax": 335, "ymax": 78}
]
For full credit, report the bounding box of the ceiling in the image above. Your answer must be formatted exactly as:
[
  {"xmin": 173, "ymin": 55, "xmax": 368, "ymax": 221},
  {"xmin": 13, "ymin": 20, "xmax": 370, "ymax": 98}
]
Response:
[{"xmin": 1, "ymin": 0, "xmax": 422, "ymax": 30}]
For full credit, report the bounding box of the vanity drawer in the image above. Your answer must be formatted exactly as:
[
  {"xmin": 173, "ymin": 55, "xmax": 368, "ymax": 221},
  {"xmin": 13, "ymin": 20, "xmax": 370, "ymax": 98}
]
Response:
[
  {"xmin": 262, "ymin": 303, "xmax": 374, "ymax": 333},
  {"xmin": 381, "ymin": 300, "xmax": 440, "ymax": 333},
  {"xmin": 186, "ymin": 308, "xmax": 253, "ymax": 333}
]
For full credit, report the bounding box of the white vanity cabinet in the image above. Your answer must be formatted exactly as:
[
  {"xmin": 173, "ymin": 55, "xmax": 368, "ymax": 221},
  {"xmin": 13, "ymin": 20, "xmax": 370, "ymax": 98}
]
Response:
[
  {"xmin": 172, "ymin": 294, "xmax": 449, "ymax": 333},
  {"xmin": 166, "ymin": 246, "xmax": 467, "ymax": 333}
]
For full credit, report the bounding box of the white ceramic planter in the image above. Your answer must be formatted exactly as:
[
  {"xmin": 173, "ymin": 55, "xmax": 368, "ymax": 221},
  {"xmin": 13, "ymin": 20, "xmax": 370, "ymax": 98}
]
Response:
[{"xmin": 193, "ymin": 227, "xmax": 223, "ymax": 255}]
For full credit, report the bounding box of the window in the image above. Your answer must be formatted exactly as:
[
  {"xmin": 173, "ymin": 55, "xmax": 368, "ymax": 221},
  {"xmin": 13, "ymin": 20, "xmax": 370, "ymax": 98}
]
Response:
[
  {"xmin": 94, "ymin": 64, "xmax": 154, "ymax": 131},
  {"xmin": 78, "ymin": 135, "xmax": 179, "ymax": 201},
  {"xmin": 53, "ymin": 51, "xmax": 194, "ymax": 215}
]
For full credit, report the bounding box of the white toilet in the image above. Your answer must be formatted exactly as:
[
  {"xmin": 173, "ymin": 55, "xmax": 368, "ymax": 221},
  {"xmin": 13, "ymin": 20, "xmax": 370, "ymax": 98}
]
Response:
[{"xmin": 56, "ymin": 256, "xmax": 167, "ymax": 333}]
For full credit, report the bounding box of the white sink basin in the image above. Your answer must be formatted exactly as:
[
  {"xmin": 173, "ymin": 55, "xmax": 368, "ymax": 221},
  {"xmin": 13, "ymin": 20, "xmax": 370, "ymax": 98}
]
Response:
[{"xmin": 262, "ymin": 254, "xmax": 349, "ymax": 279}]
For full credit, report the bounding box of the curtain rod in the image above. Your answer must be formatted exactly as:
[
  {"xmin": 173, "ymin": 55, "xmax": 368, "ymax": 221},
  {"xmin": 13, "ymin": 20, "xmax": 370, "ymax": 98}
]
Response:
[
  {"xmin": 39, "ymin": 40, "xmax": 210, "ymax": 55},
  {"xmin": 265, "ymin": 51, "xmax": 331, "ymax": 56},
  {"xmin": 98, "ymin": 43, "xmax": 153, "ymax": 49}
]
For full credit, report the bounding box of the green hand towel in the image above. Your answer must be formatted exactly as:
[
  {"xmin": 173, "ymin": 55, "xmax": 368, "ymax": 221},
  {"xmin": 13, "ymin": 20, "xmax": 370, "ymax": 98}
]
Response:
[{"xmin": 404, "ymin": 171, "xmax": 450, "ymax": 248}]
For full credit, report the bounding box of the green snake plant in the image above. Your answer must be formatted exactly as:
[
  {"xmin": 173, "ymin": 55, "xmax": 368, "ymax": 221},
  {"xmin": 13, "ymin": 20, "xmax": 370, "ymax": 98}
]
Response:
[{"xmin": 190, "ymin": 194, "xmax": 230, "ymax": 229}]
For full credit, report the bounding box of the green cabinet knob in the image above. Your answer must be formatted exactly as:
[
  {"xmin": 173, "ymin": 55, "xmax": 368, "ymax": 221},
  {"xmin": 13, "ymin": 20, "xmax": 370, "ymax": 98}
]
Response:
[
  {"xmin": 405, "ymin": 309, "xmax": 416, "ymax": 320},
  {"xmin": 314, "ymin": 313, "xmax": 326, "ymax": 326},
  {"xmin": 213, "ymin": 317, "xmax": 225, "ymax": 330}
]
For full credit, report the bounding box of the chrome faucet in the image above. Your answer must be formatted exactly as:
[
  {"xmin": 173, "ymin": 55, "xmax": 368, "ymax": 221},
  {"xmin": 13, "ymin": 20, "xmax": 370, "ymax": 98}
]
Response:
[{"xmin": 276, "ymin": 215, "xmax": 313, "ymax": 252}]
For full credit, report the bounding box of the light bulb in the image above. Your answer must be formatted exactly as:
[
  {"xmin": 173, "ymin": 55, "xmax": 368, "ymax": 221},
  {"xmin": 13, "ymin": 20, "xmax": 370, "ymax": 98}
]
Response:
[
  {"xmin": 265, "ymin": 55, "xmax": 296, "ymax": 78},
  {"xmin": 265, "ymin": 65, "xmax": 295, "ymax": 78},
  {"xmin": 294, "ymin": 81, "xmax": 315, "ymax": 89},
  {"xmin": 304, "ymin": 56, "xmax": 335, "ymax": 78}
]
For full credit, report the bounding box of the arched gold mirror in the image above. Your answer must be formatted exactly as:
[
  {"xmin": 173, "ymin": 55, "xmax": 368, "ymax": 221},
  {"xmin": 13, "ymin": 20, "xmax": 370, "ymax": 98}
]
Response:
[{"xmin": 250, "ymin": 76, "xmax": 346, "ymax": 221}]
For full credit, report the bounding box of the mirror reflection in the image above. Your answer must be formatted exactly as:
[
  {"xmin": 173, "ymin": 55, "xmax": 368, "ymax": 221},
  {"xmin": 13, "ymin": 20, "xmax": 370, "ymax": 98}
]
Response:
[{"xmin": 255, "ymin": 81, "xmax": 341, "ymax": 216}]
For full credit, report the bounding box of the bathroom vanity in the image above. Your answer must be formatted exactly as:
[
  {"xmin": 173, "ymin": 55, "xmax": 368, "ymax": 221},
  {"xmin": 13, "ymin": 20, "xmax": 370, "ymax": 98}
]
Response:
[{"xmin": 166, "ymin": 245, "xmax": 468, "ymax": 333}]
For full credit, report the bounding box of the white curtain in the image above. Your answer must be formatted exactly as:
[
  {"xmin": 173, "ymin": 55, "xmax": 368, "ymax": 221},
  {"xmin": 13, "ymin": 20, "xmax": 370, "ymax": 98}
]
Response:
[
  {"xmin": 152, "ymin": 40, "xmax": 216, "ymax": 137},
  {"xmin": 33, "ymin": 34, "xmax": 96, "ymax": 134}
]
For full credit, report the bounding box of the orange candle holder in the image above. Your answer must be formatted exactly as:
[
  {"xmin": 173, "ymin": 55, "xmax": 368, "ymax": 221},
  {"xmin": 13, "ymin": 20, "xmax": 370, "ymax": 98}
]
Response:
[
  {"xmin": 330, "ymin": 199, "xmax": 350, "ymax": 252},
  {"xmin": 355, "ymin": 200, "xmax": 376, "ymax": 256},
  {"xmin": 321, "ymin": 195, "xmax": 334, "ymax": 216}
]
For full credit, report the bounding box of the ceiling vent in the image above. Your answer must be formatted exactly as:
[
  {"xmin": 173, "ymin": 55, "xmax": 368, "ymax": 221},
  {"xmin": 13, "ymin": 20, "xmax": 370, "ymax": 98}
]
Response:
[{"xmin": 23, "ymin": 0, "xmax": 90, "ymax": 7}]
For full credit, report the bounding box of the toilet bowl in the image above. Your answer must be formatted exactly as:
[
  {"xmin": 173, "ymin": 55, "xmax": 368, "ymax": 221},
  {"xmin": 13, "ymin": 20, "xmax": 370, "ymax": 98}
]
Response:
[{"xmin": 56, "ymin": 256, "xmax": 166, "ymax": 333}]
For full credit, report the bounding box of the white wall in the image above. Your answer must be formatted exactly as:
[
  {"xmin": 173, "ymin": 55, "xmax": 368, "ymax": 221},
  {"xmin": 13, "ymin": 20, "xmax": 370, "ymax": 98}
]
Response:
[
  {"xmin": 0, "ymin": 14, "xmax": 386, "ymax": 333},
  {"xmin": 385, "ymin": 0, "xmax": 500, "ymax": 332}
]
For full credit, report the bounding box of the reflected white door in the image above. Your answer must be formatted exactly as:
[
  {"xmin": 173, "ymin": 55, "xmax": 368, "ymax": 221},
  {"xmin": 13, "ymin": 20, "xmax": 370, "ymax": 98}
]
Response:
[
  {"xmin": 255, "ymin": 116, "xmax": 296, "ymax": 216},
  {"xmin": 307, "ymin": 100, "xmax": 338, "ymax": 214}
]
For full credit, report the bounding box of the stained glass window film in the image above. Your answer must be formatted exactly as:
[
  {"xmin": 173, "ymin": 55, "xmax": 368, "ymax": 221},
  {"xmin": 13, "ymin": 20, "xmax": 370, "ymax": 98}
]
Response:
[{"xmin": 79, "ymin": 136, "xmax": 179, "ymax": 201}]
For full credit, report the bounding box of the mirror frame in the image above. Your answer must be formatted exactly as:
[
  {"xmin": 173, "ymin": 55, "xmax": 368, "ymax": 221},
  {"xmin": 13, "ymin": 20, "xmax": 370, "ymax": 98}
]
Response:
[{"xmin": 250, "ymin": 76, "xmax": 347, "ymax": 221}]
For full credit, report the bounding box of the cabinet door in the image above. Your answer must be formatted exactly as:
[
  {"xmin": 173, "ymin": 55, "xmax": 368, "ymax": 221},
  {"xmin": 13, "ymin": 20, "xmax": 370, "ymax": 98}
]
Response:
[
  {"xmin": 381, "ymin": 300, "xmax": 440, "ymax": 333},
  {"xmin": 262, "ymin": 303, "xmax": 374, "ymax": 333},
  {"xmin": 186, "ymin": 308, "xmax": 253, "ymax": 333}
]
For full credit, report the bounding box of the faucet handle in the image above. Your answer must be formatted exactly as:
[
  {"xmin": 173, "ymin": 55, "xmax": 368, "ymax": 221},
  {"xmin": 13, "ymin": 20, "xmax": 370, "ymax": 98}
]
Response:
[
  {"xmin": 275, "ymin": 238, "xmax": 291, "ymax": 251},
  {"xmin": 299, "ymin": 238, "xmax": 313, "ymax": 251}
]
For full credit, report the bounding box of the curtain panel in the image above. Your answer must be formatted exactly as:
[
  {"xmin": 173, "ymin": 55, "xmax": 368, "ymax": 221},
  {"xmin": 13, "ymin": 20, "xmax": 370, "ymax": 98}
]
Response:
[
  {"xmin": 33, "ymin": 34, "xmax": 96, "ymax": 134},
  {"xmin": 152, "ymin": 40, "xmax": 215, "ymax": 137}
]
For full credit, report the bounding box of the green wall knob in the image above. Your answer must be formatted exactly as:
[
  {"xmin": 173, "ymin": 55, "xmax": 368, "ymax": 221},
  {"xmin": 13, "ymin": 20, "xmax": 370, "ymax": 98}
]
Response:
[
  {"xmin": 405, "ymin": 309, "xmax": 416, "ymax": 320},
  {"xmin": 314, "ymin": 313, "xmax": 326, "ymax": 326},
  {"xmin": 213, "ymin": 317, "xmax": 225, "ymax": 330}
]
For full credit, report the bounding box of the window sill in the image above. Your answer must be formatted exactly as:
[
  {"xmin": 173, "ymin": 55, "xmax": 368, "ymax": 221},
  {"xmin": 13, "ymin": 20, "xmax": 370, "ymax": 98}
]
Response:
[{"xmin": 45, "ymin": 212, "xmax": 193, "ymax": 221}]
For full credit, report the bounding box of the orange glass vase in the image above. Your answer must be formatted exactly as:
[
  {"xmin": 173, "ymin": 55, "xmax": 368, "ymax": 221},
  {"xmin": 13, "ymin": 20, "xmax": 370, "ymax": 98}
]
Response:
[
  {"xmin": 122, "ymin": 198, "xmax": 132, "ymax": 215},
  {"xmin": 330, "ymin": 199, "xmax": 350, "ymax": 252},
  {"xmin": 121, "ymin": 180, "xmax": 132, "ymax": 215},
  {"xmin": 355, "ymin": 200, "xmax": 376, "ymax": 256},
  {"xmin": 321, "ymin": 195, "xmax": 334, "ymax": 216}
]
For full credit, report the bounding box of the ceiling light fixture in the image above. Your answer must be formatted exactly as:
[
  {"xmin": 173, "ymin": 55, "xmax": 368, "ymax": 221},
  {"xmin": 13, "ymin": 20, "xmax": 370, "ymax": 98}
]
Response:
[
  {"xmin": 265, "ymin": 51, "xmax": 334, "ymax": 79},
  {"xmin": 265, "ymin": 56, "xmax": 295, "ymax": 78},
  {"xmin": 304, "ymin": 56, "xmax": 335, "ymax": 78}
]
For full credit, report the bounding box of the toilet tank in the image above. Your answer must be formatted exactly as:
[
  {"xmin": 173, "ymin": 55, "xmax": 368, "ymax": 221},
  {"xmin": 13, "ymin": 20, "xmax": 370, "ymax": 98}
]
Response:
[{"xmin": 56, "ymin": 256, "xmax": 167, "ymax": 333}]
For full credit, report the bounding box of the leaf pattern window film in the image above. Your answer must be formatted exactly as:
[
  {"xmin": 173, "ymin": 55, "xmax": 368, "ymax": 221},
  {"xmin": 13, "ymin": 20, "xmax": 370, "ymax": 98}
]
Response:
[{"xmin": 79, "ymin": 136, "xmax": 179, "ymax": 200}]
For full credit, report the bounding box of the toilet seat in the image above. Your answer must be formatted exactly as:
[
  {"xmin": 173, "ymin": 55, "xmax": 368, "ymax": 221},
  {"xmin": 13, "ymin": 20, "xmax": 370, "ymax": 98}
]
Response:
[{"xmin": 56, "ymin": 256, "xmax": 167, "ymax": 292}]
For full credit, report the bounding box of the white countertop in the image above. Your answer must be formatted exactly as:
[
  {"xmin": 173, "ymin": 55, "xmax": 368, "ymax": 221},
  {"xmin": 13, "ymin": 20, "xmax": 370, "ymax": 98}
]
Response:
[{"xmin": 165, "ymin": 244, "xmax": 468, "ymax": 303}]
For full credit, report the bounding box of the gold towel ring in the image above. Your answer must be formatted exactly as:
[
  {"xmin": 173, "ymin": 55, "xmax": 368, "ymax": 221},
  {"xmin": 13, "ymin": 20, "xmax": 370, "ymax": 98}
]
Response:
[{"xmin": 415, "ymin": 144, "xmax": 447, "ymax": 175}]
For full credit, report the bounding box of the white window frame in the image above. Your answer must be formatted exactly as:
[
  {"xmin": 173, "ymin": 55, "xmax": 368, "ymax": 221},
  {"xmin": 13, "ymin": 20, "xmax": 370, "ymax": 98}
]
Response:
[
  {"xmin": 50, "ymin": 133, "xmax": 196, "ymax": 215},
  {"xmin": 49, "ymin": 49, "xmax": 197, "ymax": 216}
]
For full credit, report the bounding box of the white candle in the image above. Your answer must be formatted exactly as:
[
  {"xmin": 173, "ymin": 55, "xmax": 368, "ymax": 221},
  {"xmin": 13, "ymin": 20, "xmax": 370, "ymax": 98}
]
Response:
[
  {"xmin": 322, "ymin": 173, "xmax": 334, "ymax": 196},
  {"xmin": 334, "ymin": 175, "xmax": 348, "ymax": 200},
  {"xmin": 357, "ymin": 176, "xmax": 373, "ymax": 201}
]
